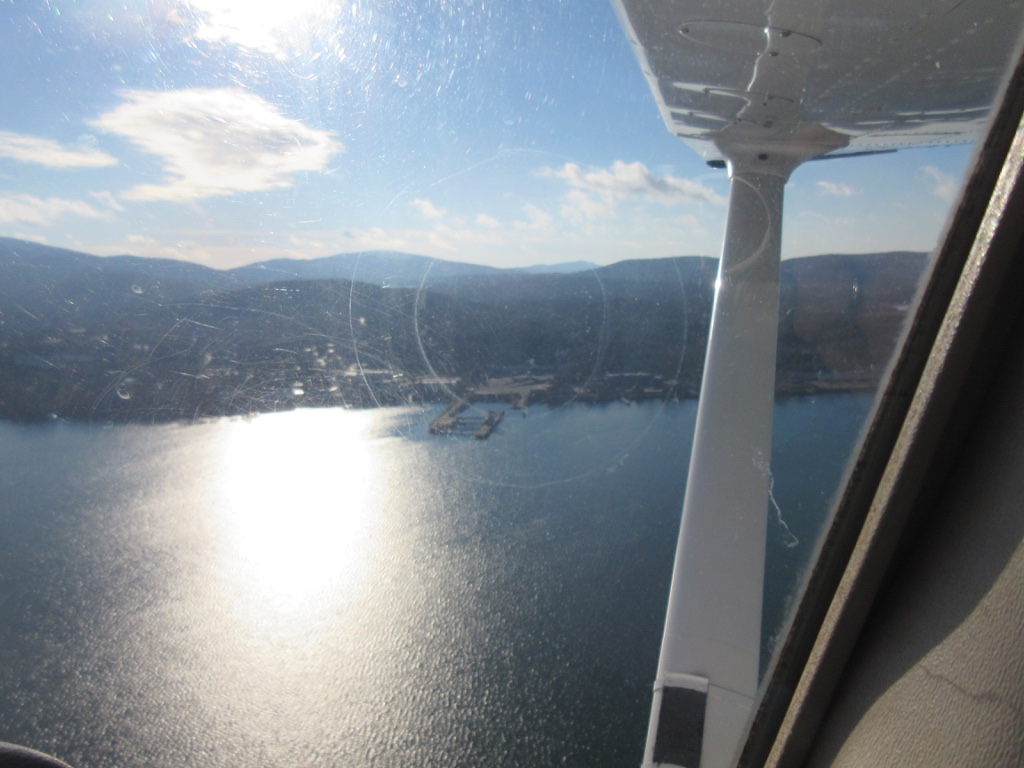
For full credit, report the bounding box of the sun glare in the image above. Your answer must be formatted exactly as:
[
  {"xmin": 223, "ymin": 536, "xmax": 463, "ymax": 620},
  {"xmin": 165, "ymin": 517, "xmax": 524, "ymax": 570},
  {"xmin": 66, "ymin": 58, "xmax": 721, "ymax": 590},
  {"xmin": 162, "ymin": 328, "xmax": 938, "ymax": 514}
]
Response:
[
  {"xmin": 188, "ymin": 0, "xmax": 337, "ymax": 55},
  {"xmin": 210, "ymin": 410, "xmax": 382, "ymax": 637}
]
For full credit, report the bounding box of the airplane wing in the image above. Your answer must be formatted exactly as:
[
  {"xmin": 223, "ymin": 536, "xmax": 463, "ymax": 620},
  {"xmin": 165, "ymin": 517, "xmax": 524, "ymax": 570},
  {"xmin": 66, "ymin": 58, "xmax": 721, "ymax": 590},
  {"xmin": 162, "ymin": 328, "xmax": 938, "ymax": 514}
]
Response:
[
  {"xmin": 612, "ymin": 1, "xmax": 1024, "ymax": 767},
  {"xmin": 615, "ymin": 0, "xmax": 1024, "ymax": 165}
]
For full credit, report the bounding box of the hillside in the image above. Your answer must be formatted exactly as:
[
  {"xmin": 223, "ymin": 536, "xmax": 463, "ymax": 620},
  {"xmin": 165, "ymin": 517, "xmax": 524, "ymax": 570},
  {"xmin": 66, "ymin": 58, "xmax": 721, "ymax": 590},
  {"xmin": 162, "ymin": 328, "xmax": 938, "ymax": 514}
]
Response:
[{"xmin": 0, "ymin": 238, "xmax": 928, "ymax": 422}]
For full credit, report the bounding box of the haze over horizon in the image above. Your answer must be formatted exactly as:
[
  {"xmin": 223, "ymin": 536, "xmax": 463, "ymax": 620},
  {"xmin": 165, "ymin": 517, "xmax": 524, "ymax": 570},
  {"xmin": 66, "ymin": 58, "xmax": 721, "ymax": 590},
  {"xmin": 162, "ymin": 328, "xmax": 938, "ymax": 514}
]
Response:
[{"xmin": 1, "ymin": 2, "xmax": 973, "ymax": 271}]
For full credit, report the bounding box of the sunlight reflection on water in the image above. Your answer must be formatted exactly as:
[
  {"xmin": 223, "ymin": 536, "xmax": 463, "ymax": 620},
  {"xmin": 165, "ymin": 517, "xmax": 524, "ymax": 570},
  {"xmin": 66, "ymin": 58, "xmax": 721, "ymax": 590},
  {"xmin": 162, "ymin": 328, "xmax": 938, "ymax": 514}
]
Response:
[
  {"xmin": 0, "ymin": 397, "xmax": 870, "ymax": 768},
  {"xmin": 210, "ymin": 409, "xmax": 382, "ymax": 633}
]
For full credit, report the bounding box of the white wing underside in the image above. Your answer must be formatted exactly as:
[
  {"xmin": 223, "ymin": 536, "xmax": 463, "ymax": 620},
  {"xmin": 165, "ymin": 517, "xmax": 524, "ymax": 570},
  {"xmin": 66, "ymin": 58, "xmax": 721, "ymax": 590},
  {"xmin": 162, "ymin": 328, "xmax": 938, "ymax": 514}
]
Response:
[{"xmin": 616, "ymin": 0, "xmax": 1024, "ymax": 165}]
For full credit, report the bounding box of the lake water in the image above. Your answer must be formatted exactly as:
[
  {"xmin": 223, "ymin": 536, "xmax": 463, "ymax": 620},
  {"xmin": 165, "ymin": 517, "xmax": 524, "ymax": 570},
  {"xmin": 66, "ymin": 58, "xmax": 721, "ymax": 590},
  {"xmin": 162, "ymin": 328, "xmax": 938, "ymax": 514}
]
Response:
[{"xmin": 0, "ymin": 395, "xmax": 872, "ymax": 768}]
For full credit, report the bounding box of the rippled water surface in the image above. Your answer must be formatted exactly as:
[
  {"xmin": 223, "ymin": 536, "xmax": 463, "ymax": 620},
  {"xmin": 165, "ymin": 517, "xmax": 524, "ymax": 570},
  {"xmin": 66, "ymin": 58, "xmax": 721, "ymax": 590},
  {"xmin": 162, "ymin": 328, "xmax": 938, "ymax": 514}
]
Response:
[{"xmin": 0, "ymin": 396, "xmax": 871, "ymax": 767}]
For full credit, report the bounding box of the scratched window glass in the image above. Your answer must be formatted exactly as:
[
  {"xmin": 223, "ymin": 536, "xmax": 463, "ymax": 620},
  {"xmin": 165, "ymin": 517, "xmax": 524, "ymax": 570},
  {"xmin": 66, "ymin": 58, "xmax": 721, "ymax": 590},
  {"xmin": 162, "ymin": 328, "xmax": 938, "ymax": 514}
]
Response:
[{"xmin": 0, "ymin": 3, "xmax": 1020, "ymax": 768}]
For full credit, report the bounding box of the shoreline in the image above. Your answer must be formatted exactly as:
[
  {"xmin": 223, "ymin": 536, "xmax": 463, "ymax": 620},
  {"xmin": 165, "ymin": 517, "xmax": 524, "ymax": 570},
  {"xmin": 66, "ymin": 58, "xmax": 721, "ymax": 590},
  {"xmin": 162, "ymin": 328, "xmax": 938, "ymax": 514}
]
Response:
[{"xmin": 0, "ymin": 375, "xmax": 880, "ymax": 426}]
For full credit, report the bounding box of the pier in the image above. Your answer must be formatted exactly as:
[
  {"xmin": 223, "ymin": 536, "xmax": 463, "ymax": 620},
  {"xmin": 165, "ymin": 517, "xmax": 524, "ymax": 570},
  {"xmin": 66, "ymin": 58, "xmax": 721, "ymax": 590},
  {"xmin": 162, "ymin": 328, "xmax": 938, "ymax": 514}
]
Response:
[
  {"xmin": 474, "ymin": 410, "xmax": 505, "ymax": 440},
  {"xmin": 427, "ymin": 374, "xmax": 552, "ymax": 439},
  {"xmin": 428, "ymin": 399, "xmax": 469, "ymax": 434},
  {"xmin": 429, "ymin": 401, "xmax": 505, "ymax": 440}
]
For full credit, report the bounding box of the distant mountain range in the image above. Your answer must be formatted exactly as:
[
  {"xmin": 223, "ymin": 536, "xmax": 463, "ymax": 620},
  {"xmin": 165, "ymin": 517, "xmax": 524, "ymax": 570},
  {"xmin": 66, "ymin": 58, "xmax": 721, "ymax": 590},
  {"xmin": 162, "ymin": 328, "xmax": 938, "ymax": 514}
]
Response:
[
  {"xmin": 0, "ymin": 237, "xmax": 929, "ymax": 423},
  {"xmin": 0, "ymin": 237, "xmax": 597, "ymax": 306}
]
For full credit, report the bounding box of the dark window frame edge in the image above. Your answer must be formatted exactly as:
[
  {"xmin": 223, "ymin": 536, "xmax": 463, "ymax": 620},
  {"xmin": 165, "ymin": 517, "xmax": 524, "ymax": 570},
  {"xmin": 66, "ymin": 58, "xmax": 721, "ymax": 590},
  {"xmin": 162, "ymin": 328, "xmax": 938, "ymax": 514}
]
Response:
[{"xmin": 738, "ymin": 35, "xmax": 1024, "ymax": 768}]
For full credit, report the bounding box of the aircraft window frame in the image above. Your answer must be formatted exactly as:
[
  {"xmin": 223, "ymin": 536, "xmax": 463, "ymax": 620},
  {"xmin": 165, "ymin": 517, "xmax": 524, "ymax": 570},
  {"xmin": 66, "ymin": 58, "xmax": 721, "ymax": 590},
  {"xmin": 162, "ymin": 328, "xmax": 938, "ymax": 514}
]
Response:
[
  {"xmin": 3, "ymin": 6, "xmax": 1023, "ymax": 766},
  {"xmin": 740, "ymin": 36, "xmax": 1024, "ymax": 768}
]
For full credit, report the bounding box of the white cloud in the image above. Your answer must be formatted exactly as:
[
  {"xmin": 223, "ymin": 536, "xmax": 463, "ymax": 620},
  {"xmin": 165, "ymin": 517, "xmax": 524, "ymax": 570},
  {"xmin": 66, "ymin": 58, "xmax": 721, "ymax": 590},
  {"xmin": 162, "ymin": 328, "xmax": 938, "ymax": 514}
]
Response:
[
  {"xmin": 514, "ymin": 204, "xmax": 554, "ymax": 231},
  {"xmin": 815, "ymin": 180, "xmax": 855, "ymax": 197},
  {"xmin": 543, "ymin": 160, "xmax": 722, "ymax": 224},
  {"xmin": 921, "ymin": 165, "xmax": 958, "ymax": 203},
  {"xmin": 547, "ymin": 160, "xmax": 721, "ymax": 204},
  {"xmin": 411, "ymin": 198, "xmax": 447, "ymax": 221},
  {"xmin": 676, "ymin": 213, "xmax": 705, "ymax": 234},
  {"xmin": 0, "ymin": 131, "xmax": 117, "ymax": 169},
  {"xmin": 331, "ymin": 221, "xmax": 511, "ymax": 258},
  {"xmin": 340, "ymin": 227, "xmax": 412, "ymax": 253},
  {"xmin": 91, "ymin": 88, "xmax": 342, "ymax": 202},
  {"xmin": 288, "ymin": 234, "xmax": 325, "ymax": 250},
  {"xmin": 475, "ymin": 213, "xmax": 501, "ymax": 229},
  {"xmin": 0, "ymin": 194, "xmax": 108, "ymax": 226},
  {"xmin": 90, "ymin": 190, "xmax": 126, "ymax": 213},
  {"xmin": 560, "ymin": 188, "xmax": 613, "ymax": 225}
]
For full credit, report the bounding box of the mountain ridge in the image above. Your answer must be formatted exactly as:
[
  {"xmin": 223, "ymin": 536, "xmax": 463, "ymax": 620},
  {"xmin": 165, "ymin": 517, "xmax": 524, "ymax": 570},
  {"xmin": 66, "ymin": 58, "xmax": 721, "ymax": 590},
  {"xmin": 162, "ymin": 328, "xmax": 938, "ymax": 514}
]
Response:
[{"xmin": 0, "ymin": 236, "xmax": 930, "ymax": 423}]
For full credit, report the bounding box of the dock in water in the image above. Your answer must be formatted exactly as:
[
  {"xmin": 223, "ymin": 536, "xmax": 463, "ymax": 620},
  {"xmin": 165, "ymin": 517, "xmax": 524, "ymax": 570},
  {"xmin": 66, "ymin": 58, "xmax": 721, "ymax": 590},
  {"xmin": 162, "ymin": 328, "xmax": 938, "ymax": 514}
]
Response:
[
  {"xmin": 429, "ymin": 401, "xmax": 505, "ymax": 440},
  {"xmin": 429, "ymin": 399, "xmax": 469, "ymax": 434},
  {"xmin": 474, "ymin": 410, "xmax": 505, "ymax": 440}
]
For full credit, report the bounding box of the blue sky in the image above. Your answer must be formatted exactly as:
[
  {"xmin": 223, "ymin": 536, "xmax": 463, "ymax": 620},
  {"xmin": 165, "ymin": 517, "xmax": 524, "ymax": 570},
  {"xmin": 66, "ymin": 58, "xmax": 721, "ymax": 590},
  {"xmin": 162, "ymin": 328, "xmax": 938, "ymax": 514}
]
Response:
[{"xmin": 0, "ymin": 0, "xmax": 973, "ymax": 270}]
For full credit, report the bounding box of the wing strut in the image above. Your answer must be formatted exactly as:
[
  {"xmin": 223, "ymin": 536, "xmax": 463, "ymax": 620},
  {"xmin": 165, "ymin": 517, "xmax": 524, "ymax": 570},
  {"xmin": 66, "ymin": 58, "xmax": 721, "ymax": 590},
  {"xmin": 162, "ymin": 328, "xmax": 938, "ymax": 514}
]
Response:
[{"xmin": 643, "ymin": 156, "xmax": 793, "ymax": 768}]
